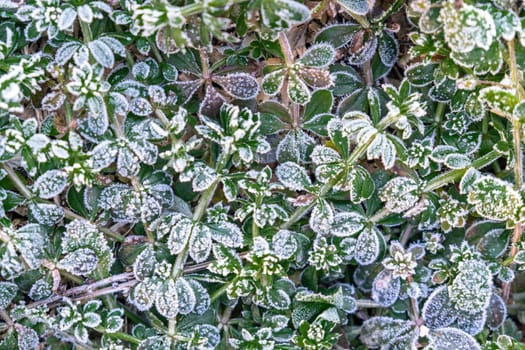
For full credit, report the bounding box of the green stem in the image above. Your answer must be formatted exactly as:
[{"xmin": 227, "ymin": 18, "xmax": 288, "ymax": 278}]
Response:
[
  {"xmin": 79, "ymin": 21, "xmax": 92, "ymax": 43},
  {"xmin": 148, "ymin": 38, "xmax": 165, "ymax": 63},
  {"xmin": 503, "ymin": 37, "xmax": 525, "ymax": 302},
  {"xmin": 65, "ymin": 101, "xmax": 73, "ymax": 126},
  {"xmin": 423, "ymin": 150, "xmax": 501, "ymax": 192},
  {"xmin": 1, "ymin": 163, "xmax": 32, "ymax": 199},
  {"xmin": 210, "ymin": 278, "xmax": 237, "ymax": 303},
  {"xmin": 95, "ymin": 327, "xmax": 140, "ymax": 345}
]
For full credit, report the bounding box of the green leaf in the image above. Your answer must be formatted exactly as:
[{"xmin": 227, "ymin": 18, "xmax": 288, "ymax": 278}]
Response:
[
  {"xmin": 262, "ymin": 68, "xmax": 286, "ymax": 96},
  {"xmin": 405, "ymin": 63, "xmax": 438, "ymax": 87},
  {"xmin": 479, "ymin": 86, "xmax": 519, "ymax": 114},
  {"xmin": 33, "ymin": 170, "xmax": 69, "ymax": 199},
  {"xmin": 288, "ymin": 73, "xmax": 311, "ymax": 105},
  {"xmin": 336, "ymin": 0, "xmax": 369, "ymax": 15},
  {"xmin": 0, "ymin": 282, "xmax": 17, "ymax": 310},
  {"xmin": 276, "ymin": 161, "xmax": 312, "ymax": 191},
  {"xmin": 299, "ymin": 43, "xmax": 336, "ymax": 68},
  {"xmin": 303, "ymin": 113, "xmax": 334, "ymax": 137},
  {"xmin": 304, "ymin": 89, "xmax": 333, "ymax": 121},
  {"xmin": 260, "ymin": 0, "xmax": 310, "ymax": 31},
  {"xmin": 349, "ymin": 165, "xmax": 375, "ymax": 203},
  {"xmin": 314, "ymin": 24, "xmax": 360, "ymax": 48}
]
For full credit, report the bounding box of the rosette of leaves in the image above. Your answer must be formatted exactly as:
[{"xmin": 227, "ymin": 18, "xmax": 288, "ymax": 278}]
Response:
[
  {"xmin": 65, "ymin": 63, "xmax": 112, "ymax": 136},
  {"xmin": 259, "ymin": 89, "xmax": 335, "ymax": 163},
  {"xmin": 151, "ymin": 210, "xmax": 243, "ymax": 264},
  {"xmin": 234, "ymin": 166, "xmax": 289, "ymax": 227},
  {"xmin": 310, "ymin": 118, "xmax": 375, "ymax": 199},
  {"xmin": 57, "ymin": 219, "xmax": 114, "ymax": 277},
  {"xmin": 57, "ymin": 299, "xmax": 104, "ymax": 343},
  {"xmin": 168, "ymin": 49, "xmax": 259, "ymax": 117},
  {"xmin": 109, "ymin": 57, "xmax": 179, "ymax": 119},
  {"xmin": 219, "ymin": 234, "xmax": 299, "ymax": 310},
  {"xmin": 371, "ymin": 241, "xmax": 425, "ymax": 307},
  {"xmin": 195, "ymin": 103, "xmax": 270, "ymax": 167},
  {"xmin": 262, "ymin": 43, "xmax": 336, "ymax": 105},
  {"xmin": 128, "ymin": 245, "xmax": 211, "ymax": 318},
  {"xmin": 15, "ymin": 0, "xmax": 64, "ymax": 41},
  {"xmin": 97, "ymin": 168, "xmax": 175, "ymax": 224}
]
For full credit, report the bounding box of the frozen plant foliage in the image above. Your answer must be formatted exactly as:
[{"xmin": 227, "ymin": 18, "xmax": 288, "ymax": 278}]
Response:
[{"xmin": 1, "ymin": 0, "xmax": 525, "ymax": 348}]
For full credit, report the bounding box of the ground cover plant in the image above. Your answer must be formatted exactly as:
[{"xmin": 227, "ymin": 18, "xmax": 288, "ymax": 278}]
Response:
[{"xmin": 3, "ymin": 0, "xmax": 525, "ymax": 348}]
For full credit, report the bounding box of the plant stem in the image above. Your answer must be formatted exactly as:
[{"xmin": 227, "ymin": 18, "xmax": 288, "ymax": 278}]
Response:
[
  {"xmin": 278, "ymin": 32, "xmax": 294, "ymax": 67},
  {"xmin": 95, "ymin": 327, "xmax": 141, "ymax": 345},
  {"xmin": 211, "ymin": 278, "xmax": 237, "ymax": 302},
  {"xmin": 65, "ymin": 101, "xmax": 73, "ymax": 126},
  {"xmin": 503, "ymin": 37, "xmax": 525, "ymax": 301},
  {"xmin": 79, "ymin": 21, "xmax": 92, "ymax": 43},
  {"xmin": 423, "ymin": 150, "xmax": 501, "ymax": 192},
  {"xmin": 1, "ymin": 163, "xmax": 32, "ymax": 198}
]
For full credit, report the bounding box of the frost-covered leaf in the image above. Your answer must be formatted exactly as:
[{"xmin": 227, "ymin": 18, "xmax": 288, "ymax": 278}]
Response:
[
  {"xmin": 88, "ymin": 39, "xmax": 114, "ymax": 68},
  {"xmin": 262, "ymin": 68, "xmax": 286, "ymax": 96},
  {"xmin": 422, "ymin": 286, "xmax": 457, "ymax": 329},
  {"xmin": 288, "ymin": 73, "xmax": 311, "ymax": 105},
  {"xmin": 155, "ymin": 279, "xmax": 179, "ymax": 319},
  {"xmin": 276, "ymin": 161, "xmax": 311, "ymax": 191},
  {"xmin": 213, "ymin": 73, "xmax": 259, "ymax": 100},
  {"xmin": 41, "ymin": 91, "xmax": 66, "ymax": 111},
  {"xmin": 331, "ymin": 212, "xmax": 366, "ymax": 237},
  {"xmin": 209, "ymin": 221, "xmax": 243, "ymax": 248},
  {"xmin": 314, "ymin": 23, "xmax": 360, "ymax": 48},
  {"xmin": 91, "ymin": 141, "xmax": 118, "ymax": 170},
  {"xmin": 33, "ymin": 170, "xmax": 69, "ymax": 199},
  {"xmin": 272, "ymin": 230, "xmax": 297, "ymax": 259},
  {"xmin": 467, "ymin": 176, "xmax": 522, "ymax": 221},
  {"xmin": 58, "ymin": 7, "xmax": 77, "ymax": 30},
  {"xmin": 29, "ymin": 202, "xmax": 64, "ymax": 225},
  {"xmin": 168, "ymin": 218, "xmax": 192, "ymax": 255},
  {"xmin": 336, "ymin": 0, "xmax": 369, "ymax": 15},
  {"xmin": 17, "ymin": 327, "xmax": 39, "ymax": 350},
  {"xmin": 260, "ymin": 0, "xmax": 310, "ymax": 31},
  {"xmin": 133, "ymin": 245, "xmax": 156, "ymax": 281},
  {"xmin": 371, "ymin": 269, "xmax": 400, "ymax": 307},
  {"xmin": 130, "ymin": 97, "xmax": 153, "ymax": 116},
  {"xmin": 175, "ymin": 277, "xmax": 196, "ymax": 315},
  {"xmin": 58, "ymin": 248, "xmax": 98, "ymax": 276},
  {"xmin": 378, "ymin": 30, "xmax": 399, "ymax": 67},
  {"xmin": 0, "ymin": 282, "xmax": 17, "ymax": 309},
  {"xmin": 479, "ymin": 86, "xmax": 519, "ymax": 114},
  {"xmin": 360, "ymin": 317, "xmax": 413, "ymax": 348},
  {"xmin": 309, "ymin": 199, "xmax": 334, "ymax": 235},
  {"xmin": 354, "ymin": 228, "xmax": 381, "ymax": 265},
  {"xmin": 299, "ymin": 43, "xmax": 336, "ymax": 68},
  {"xmin": 379, "ymin": 177, "xmax": 419, "ymax": 213},
  {"xmin": 459, "ymin": 167, "xmax": 481, "ymax": 194},
  {"xmin": 428, "ymin": 327, "xmax": 481, "ymax": 350},
  {"xmin": 188, "ymin": 279, "xmax": 210, "ymax": 315},
  {"xmin": 189, "ymin": 224, "xmax": 212, "ymax": 263},
  {"xmin": 486, "ymin": 293, "xmax": 506, "ymax": 330},
  {"xmin": 440, "ymin": 2, "xmax": 496, "ymax": 53},
  {"xmin": 449, "ymin": 260, "xmax": 492, "ymax": 314}
]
